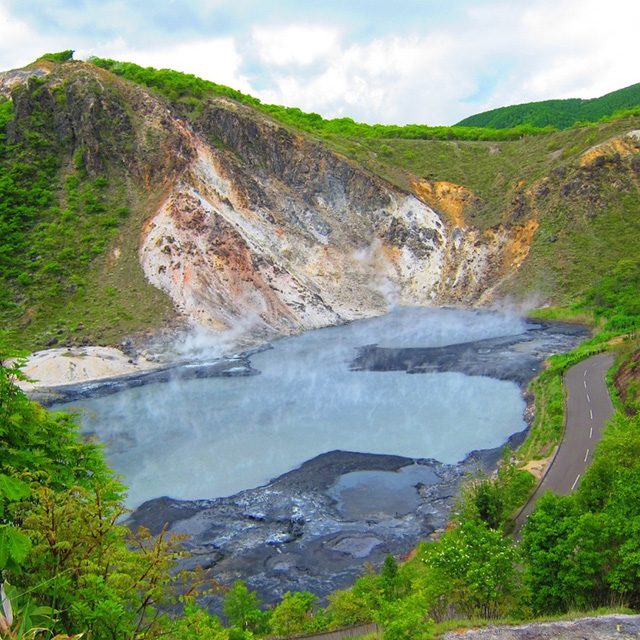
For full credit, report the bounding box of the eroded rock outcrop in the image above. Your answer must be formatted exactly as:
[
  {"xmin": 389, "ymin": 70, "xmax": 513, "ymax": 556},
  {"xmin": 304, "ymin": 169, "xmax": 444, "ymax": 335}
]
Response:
[
  {"xmin": 1, "ymin": 60, "xmax": 544, "ymax": 345},
  {"xmin": 136, "ymin": 95, "xmax": 541, "ymax": 341},
  {"xmin": 139, "ymin": 109, "xmax": 451, "ymax": 338}
]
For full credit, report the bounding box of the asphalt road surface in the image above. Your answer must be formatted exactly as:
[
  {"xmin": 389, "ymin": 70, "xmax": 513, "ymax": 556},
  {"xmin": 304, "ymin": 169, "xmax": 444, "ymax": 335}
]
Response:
[{"xmin": 515, "ymin": 352, "xmax": 615, "ymax": 534}]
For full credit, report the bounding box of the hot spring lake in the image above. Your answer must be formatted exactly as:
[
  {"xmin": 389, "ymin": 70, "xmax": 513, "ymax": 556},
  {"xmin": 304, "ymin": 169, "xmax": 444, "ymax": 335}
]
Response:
[{"xmin": 54, "ymin": 308, "xmax": 586, "ymax": 508}]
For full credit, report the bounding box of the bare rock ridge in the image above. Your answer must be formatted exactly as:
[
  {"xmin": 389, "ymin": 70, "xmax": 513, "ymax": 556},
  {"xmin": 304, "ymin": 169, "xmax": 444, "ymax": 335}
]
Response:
[
  {"xmin": 0, "ymin": 60, "xmax": 538, "ymax": 343},
  {"xmin": 444, "ymin": 614, "xmax": 640, "ymax": 640}
]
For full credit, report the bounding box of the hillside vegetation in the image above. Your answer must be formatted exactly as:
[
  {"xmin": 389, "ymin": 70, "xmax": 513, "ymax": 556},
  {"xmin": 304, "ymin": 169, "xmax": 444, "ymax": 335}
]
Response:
[
  {"xmin": 1, "ymin": 56, "xmax": 640, "ymax": 351},
  {"xmin": 90, "ymin": 57, "xmax": 554, "ymax": 142},
  {"xmin": 0, "ymin": 62, "xmax": 180, "ymax": 350},
  {"xmin": 456, "ymin": 82, "xmax": 640, "ymax": 129},
  {"xmin": 315, "ymin": 113, "xmax": 640, "ymax": 320},
  {"xmin": 2, "ymin": 54, "xmax": 640, "ymax": 639}
]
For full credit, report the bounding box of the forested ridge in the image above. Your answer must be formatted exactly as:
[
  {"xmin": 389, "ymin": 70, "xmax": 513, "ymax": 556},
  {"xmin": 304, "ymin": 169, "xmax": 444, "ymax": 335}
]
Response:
[
  {"xmin": 456, "ymin": 82, "xmax": 640, "ymax": 130},
  {"xmin": 89, "ymin": 57, "xmax": 556, "ymax": 142},
  {"xmin": 2, "ymin": 54, "xmax": 640, "ymax": 639}
]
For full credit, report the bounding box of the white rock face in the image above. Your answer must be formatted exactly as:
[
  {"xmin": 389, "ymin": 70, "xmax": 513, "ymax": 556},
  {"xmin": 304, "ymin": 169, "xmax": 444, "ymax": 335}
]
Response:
[
  {"xmin": 139, "ymin": 118, "xmax": 450, "ymax": 341},
  {"xmin": 135, "ymin": 98, "xmax": 532, "ymax": 345}
]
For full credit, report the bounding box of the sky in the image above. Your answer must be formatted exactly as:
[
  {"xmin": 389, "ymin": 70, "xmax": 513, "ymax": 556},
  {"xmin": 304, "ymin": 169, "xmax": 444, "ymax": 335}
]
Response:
[{"xmin": 0, "ymin": 0, "xmax": 638, "ymax": 126}]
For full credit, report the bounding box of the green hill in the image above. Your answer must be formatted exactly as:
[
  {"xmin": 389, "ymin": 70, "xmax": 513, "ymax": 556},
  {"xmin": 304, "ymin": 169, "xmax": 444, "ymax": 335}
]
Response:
[
  {"xmin": 1, "ymin": 55, "xmax": 640, "ymax": 351},
  {"xmin": 456, "ymin": 82, "xmax": 640, "ymax": 129}
]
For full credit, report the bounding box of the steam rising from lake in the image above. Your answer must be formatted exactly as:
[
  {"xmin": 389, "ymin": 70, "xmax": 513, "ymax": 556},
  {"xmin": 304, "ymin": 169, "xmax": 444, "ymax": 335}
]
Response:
[{"xmin": 60, "ymin": 308, "xmax": 529, "ymax": 507}]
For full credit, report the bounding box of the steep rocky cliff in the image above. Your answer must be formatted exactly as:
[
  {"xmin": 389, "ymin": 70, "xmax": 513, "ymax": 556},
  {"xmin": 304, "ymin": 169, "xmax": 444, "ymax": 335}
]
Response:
[
  {"xmin": 1, "ymin": 59, "xmax": 540, "ymax": 349},
  {"xmin": 138, "ymin": 98, "xmax": 448, "ymax": 337},
  {"xmin": 3, "ymin": 58, "xmax": 639, "ymax": 350}
]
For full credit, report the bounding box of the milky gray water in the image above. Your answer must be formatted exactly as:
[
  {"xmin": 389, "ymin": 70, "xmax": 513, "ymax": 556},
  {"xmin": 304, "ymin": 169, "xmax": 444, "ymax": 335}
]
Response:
[{"xmin": 57, "ymin": 308, "xmax": 530, "ymax": 507}]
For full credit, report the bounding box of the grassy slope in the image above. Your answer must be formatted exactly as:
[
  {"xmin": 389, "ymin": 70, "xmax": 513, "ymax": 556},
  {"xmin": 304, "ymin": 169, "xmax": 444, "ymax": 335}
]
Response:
[
  {"xmin": 326, "ymin": 117, "xmax": 640, "ymax": 306},
  {"xmin": 0, "ymin": 62, "xmax": 175, "ymax": 351}
]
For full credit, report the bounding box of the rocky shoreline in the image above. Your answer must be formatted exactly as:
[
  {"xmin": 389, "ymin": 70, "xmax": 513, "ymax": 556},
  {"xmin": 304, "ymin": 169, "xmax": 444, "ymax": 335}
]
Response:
[
  {"xmin": 128, "ymin": 442, "xmax": 525, "ymax": 608},
  {"xmin": 22, "ymin": 349, "xmax": 261, "ymax": 407},
  {"xmin": 350, "ymin": 320, "xmax": 590, "ymax": 389}
]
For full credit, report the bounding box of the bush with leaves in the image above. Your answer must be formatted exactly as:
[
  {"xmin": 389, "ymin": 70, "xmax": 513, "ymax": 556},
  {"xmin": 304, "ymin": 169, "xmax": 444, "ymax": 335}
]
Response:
[
  {"xmin": 223, "ymin": 581, "xmax": 270, "ymax": 635},
  {"xmin": 0, "ymin": 336, "xmax": 190, "ymax": 639},
  {"xmin": 456, "ymin": 448, "xmax": 536, "ymax": 531},
  {"xmin": 268, "ymin": 591, "xmax": 319, "ymax": 637},
  {"xmin": 423, "ymin": 520, "xmax": 520, "ymax": 619}
]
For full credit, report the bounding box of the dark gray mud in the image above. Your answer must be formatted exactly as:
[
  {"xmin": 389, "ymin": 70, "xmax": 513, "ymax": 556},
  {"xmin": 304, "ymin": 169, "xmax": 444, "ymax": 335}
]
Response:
[
  {"xmin": 350, "ymin": 320, "xmax": 590, "ymax": 388},
  {"xmin": 128, "ymin": 445, "xmax": 520, "ymax": 607}
]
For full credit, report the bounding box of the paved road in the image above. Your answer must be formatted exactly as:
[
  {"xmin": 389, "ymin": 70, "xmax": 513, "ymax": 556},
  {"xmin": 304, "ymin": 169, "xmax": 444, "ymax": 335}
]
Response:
[{"xmin": 514, "ymin": 352, "xmax": 614, "ymax": 534}]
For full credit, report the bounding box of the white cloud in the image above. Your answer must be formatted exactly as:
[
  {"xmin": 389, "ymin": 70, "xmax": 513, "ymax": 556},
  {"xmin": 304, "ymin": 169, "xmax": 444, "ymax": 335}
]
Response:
[
  {"xmin": 254, "ymin": 30, "xmax": 481, "ymax": 124},
  {"xmin": 2, "ymin": 0, "xmax": 640, "ymax": 126},
  {"xmin": 253, "ymin": 24, "xmax": 341, "ymax": 67},
  {"xmin": 517, "ymin": 0, "xmax": 640, "ymax": 101},
  {"xmin": 77, "ymin": 37, "xmax": 253, "ymax": 93},
  {"xmin": 0, "ymin": 5, "xmax": 59, "ymax": 71}
]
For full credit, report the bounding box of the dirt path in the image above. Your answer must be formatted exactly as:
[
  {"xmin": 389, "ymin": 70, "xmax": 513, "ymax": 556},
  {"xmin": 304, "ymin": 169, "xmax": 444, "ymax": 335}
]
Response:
[{"xmin": 514, "ymin": 352, "xmax": 614, "ymax": 534}]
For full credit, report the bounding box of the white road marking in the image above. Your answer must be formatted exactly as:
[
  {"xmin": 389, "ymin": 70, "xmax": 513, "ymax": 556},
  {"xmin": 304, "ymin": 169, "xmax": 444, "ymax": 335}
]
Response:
[
  {"xmin": 584, "ymin": 449, "xmax": 590, "ymax": 462},
  {"xmin": 584, "ymin": 370, "xmax": 587, "ymax": 377},
  {"xmin": 590, "ymin": 427, "xmax": 593, "ymax": 438},
  {"xmin": 587, "ymin": 393, "xmax": 591, "ymax": 403},
  {"xmin": 584, "ymin": 380, "xmax": 587, "ymax": 388},
  {"xmin": 571, "ymin": 475, "xmax": 581, "ymax": 491},
  {"xmin": 590, "ymin": 409, "xmax": 593, "ymax": 420}
]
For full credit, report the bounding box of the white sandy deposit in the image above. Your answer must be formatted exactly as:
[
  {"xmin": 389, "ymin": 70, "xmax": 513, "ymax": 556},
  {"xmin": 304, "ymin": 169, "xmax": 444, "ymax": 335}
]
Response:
[{"xmin": 15, "ymin": 346, "xmax": 159, "ymax": 392}]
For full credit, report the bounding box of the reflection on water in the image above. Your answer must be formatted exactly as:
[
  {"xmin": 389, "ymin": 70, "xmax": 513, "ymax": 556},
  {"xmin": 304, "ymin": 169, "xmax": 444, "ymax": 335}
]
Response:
[
  {"xmin": 328, "ymin": 464, "xmax": 439, "ymax": 519},
  {"xmin": 55, "ymin": 308, "xmax": 529, "ymax": 507}
]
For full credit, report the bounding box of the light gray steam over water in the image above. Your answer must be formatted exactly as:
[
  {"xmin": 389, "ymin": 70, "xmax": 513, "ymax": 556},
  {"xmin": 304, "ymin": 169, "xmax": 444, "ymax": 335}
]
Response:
[{"xmin": 59, "ymin": 308, "xmax": 529, "ymax": 507}]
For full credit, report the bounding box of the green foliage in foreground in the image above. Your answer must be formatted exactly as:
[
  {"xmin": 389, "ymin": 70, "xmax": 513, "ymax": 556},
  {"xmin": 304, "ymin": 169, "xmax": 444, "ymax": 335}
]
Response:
[
  {"xmin": 3, "ymin": 331, "xmax": 640, "ymax": 638},
  {"xmin": 0, "ymin": 342, "xmax": 524, "ymax": 639},
  {"xmin": 456, "ymin": 82, "xmax": 640, "ymax": 130},
  {"xmin": 522, "ymin": 409, "xmax": 640, "ymax": 613},
  {"xmin": 0, "ymin": 337, "xmax": 209, "ymax": 639},
  {"xmin": 456, "ymin": 449, "xmax": 536, "ymax": 532},
  {"xmin": 88, "ymin": 57, "xmax": 555, "ymax": 142}
]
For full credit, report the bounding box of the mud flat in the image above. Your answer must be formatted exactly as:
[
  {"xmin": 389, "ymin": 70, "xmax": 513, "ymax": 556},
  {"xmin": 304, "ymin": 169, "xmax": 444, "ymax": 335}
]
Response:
[{"xmin": 129, "ymin": 445, "xmax": 519, "ymax": 607}]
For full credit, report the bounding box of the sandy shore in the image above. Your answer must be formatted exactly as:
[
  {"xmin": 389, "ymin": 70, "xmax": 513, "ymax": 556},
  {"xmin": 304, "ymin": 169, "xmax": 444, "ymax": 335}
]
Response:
[{"xmin": 15, "ymin": 346, "xmax": 161, "ymax": 392}]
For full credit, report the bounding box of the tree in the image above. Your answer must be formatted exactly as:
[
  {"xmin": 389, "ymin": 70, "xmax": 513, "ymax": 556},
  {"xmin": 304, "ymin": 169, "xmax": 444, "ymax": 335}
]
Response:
[
  {"xmin": 423, "ymin": 520, "xmax": 519, "ymax": 619},
  {"xmin": 325, "ymin": 588, "xmax": 372, "ymax": 628},
  {"xmin": 0, "ymin": 336, "xmax": 187, "ymax": 638},
  {"xmin": 521, "ymin": 491, "xmax": 604, "ymax": 613},
  {"xmin": 379, "ymin": 554, "xmax": 400, "ymax": 600},
  {"xmin": 600, "ymin": 465, "xmax": 640, "ymax": 606},
  {"xmin": 376, "ymin": 590, "xmax": 433, "ymax": 640},
  {"xmin": 268, "ymin": 591, "xmax": 318, "ymax": 637},
  {"xmin": 223, "ymin": 581, "xmax": 269, "ymax": 634},
  {"xmin": 37, "ymin": 50, "xmax": 74, "ymax": 63},
  {"xmin": 456, "ymin": 449, "xmax": 535, "ymax": 531}
]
